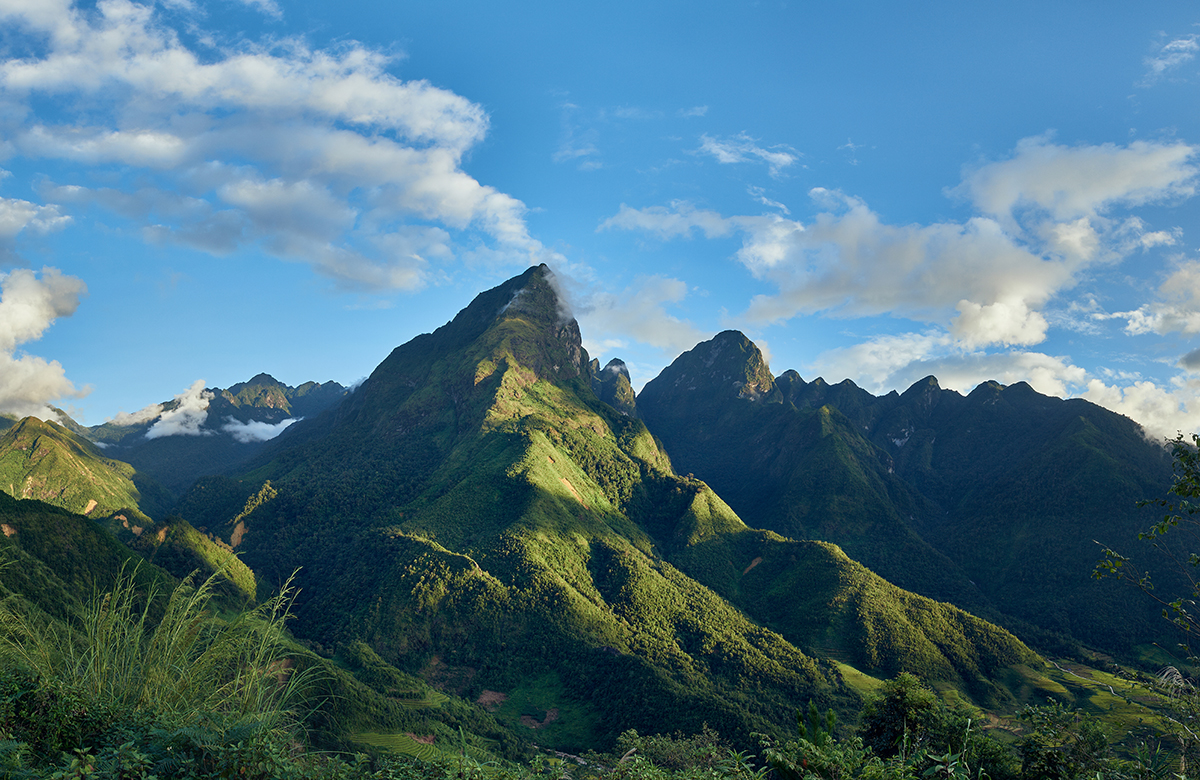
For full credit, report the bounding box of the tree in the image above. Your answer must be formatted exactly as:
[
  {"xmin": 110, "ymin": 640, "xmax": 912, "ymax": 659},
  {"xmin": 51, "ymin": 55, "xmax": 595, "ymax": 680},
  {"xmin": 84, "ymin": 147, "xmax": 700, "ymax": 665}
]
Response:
[
  {"xmin": 1095, "ymin": 431, "xmax": 1200, "ymax": 774},
  {"xmin": 1097, "ymin": 432, "xmax": 1200, "ymax": 642}
]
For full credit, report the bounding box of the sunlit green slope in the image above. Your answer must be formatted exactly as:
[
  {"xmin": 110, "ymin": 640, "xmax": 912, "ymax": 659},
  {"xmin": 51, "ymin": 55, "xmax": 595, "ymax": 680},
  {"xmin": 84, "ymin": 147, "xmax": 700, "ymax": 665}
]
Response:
[{"xmin": 0, "ymin": 416, "xmax": 171, "ymax": 521}]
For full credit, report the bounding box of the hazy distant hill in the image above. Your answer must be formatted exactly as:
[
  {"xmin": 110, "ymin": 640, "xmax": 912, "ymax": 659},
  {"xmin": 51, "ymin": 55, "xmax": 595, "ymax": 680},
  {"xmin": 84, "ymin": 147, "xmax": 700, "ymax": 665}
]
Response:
[
  {"xmin": 88, "ymin": 374, "xmax": 347, "ymax": 495},
  {"xmin": 638, "ymin": 330, "xmax": 1177, "ymax": 655},
  {"xmin": 173, "ymin": 265, "xmax": 1038, "ymax": 750}
]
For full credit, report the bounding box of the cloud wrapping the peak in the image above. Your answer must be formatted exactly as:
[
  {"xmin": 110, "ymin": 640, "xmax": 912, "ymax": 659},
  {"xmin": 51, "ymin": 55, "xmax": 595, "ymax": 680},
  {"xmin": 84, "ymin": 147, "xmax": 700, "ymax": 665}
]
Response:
[
  {"xmin": 0, "ymin": 0, "xmax": 547, "ymax": 291},
  {"xmin": 144, "ymin": 379, "xmax": 212, "ymax": 439},
  {"xmin": 0, "ymin": 267, "xmax": 87, "ymax": 420}
]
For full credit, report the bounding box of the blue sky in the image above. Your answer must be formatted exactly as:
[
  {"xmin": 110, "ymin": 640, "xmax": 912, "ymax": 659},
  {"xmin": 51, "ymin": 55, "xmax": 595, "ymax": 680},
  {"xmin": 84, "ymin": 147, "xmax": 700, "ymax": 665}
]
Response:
[{"xmin": 2, "ymin": 0, "xmax": 1200, "ymax": 441}]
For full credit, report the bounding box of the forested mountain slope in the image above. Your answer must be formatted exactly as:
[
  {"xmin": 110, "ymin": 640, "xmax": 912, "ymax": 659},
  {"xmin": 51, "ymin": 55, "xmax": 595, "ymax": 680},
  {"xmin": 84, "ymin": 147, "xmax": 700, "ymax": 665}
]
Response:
[
  {"xmin": 638, "ymin": 331, "xmax": 1177, "ymax": 655},
  {"xmin": 0, "ymin": 416, "xmax": 172, "ymax": 521},
  {"xmin": 173, "ymin": 265, "xmax": 1037, "ymax": 751}
]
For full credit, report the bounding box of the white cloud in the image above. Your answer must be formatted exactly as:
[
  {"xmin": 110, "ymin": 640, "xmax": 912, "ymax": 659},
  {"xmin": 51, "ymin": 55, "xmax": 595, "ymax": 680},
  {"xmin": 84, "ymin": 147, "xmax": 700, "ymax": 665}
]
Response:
[
  {"xmin": 1081, "ymin": 377, "xmax": 1200, "ymax": 441},
  {"xmin": 598, "ymin": 201, "xmax": 739, "ymax": 241},
  {"xmin": 697, "ymin": 133, "xmax": 798, "ymax": 178},
  {"xmin": 236, "ymin": 0, "xmax": 282, "ymax": 19},
  {"xmin": 607, "ymin": 137, "xmax": 1199, "ymax": 351},
  {"xmin": 1142, "ymin": 34, "xmax": 1199, "ymax": 85},
  {"xmin": 0, "ymin": 0, "xmax": 546, "ymax": 291},
  {"xmin": 1117, "ymin": 260, "xmax": 1200, "ymax": 336},
  {"xmin": 547, "ymin": 264, "xmax": 709, "ymax": 364},
  {"xmin": 144, "ymin": 379, "xmax": 212, "ymax": 438},
  {"xmin": 694, "ymin": 190, "xmax": 1068, "ymax": 348},
  {"xmin": 0, "ymin": 266, "xmax": 87, "ymax": 420},
  {"xmin": 952, "ymin": 136, "xmax": 1197, "ymax": 227},
  {"xmin": 806, "ymin": 331, "xmax": 1088, "ymax": 398},
  {"xmin": 107, "ymin": 403, "xmax": 164, "ymax": 426},
  {"xmin": 222, "ymin": 416, "xmax": 299, "ymax": 443},
  {"xmin": 804, "ymin": 327, "xmax": 1200, "ymax": 440},
  {"xmin": 0, "ymin": 198, "xmax": 72, "ymax": 241},
  {"xmin": 679, "ymin": 106, "xmax": 708, "ymax": 118}
]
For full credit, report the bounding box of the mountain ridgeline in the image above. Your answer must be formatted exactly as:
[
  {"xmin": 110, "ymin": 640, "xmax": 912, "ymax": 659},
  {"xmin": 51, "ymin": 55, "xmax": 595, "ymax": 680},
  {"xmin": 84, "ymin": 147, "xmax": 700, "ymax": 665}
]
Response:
[
  {"xmin": 0, "ymin": 264, "xmax": 1180, "ymax": 756},
  {"xmin": 638, "ymin": 330, "xmax": 1176, "ymax": 653}
]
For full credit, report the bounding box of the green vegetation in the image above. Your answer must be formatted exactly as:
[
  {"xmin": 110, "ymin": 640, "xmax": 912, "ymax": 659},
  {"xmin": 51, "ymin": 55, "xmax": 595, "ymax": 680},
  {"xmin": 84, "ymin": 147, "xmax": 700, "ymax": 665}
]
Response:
[
  {"xmin": 0, "ymin": 417, "xmax": 171, "ymax": 520},
  {"xmin": 638, "ymin": 331, "xmax": 1179, "ymax": 659},
  {"xmin": 5, "ymin": 265, "xmax": 1197, "ymax": 777},
  {"xmin": 104, "ymin": 514, "xmax": 258, "ymax": 603},
  {"xmin": 172, "ymin": 266, "xmax": 860, "ymax": 752},
  {"xmin": 0, "ymin": 562, "xmax": 315, "ymax": 777}
]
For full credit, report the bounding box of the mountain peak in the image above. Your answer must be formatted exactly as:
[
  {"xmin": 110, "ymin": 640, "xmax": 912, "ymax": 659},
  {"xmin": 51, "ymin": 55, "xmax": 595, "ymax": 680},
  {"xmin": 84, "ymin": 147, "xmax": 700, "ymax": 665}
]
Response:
[
  {"xmin": 638, "ymin": 330, "xmax": 778, "ymax": 410},
  {"xmin": 591, "ymin": 358, "xmax": 637, "ymax": 417}
]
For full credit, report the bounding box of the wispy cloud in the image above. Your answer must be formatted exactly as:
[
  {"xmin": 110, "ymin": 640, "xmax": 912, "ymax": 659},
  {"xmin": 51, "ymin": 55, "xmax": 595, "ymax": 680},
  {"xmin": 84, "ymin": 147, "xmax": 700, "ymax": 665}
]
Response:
[
  {"xmin": 1141, "ymin": 34, "xmax": 1199, "ymax": 86},
  {"xmin": 696, "ymin": 133, "xmax": 799, "ymax": 178},
  {"xmin": 236, "ymin": 0, "xmax": 283, "ymax": 19}
]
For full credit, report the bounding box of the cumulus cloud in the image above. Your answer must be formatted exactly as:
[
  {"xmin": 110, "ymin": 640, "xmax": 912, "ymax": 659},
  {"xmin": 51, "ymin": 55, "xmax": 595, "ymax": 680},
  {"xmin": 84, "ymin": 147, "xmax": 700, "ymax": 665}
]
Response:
[
  {"xmin": 0, "ymin": 267, "xmax": 87, "ymax": 420},
  {"xmin": 952, "ymin": 136, "xmax": 1197, "ymax": 228},
  {"xmin": 0, "ymin": 0, "xmax": 545, "ymax": 291},
  {"xmin": 1081, "ymin": 377, "xmax": 1200, "ymax": 442},
  {"xmin": 144, "ymin": 380, "xmax": 212, "ymax": 439},
  {"xmin": 0, "ymin": 198, "xmax": 71, "ymax": 241},
  {"xmin": 697, "ymin": 133, "xmax": 798, "ymax": 178},
  {"xmin": 1117, "ymin": 260, "xmax": 1200, "ymax": 336},
  {"xmin": 607, "ymin": 137, "xmax": 1199, "ymax": 352},
  {"xmin": 222, "ymin": 416, "xmax": 299, "ymax": 443}
]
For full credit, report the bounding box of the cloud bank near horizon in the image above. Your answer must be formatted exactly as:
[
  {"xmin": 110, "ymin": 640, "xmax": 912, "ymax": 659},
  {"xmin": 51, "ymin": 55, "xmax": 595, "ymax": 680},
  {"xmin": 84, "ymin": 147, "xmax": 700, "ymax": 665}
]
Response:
[{"xmin": 601, "ymin": 135, "xmax": 1200, "ymax": 439}]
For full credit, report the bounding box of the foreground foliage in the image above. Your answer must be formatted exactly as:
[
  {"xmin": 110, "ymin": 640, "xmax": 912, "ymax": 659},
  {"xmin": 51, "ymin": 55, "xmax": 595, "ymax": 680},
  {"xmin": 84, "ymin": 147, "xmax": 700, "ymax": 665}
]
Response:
[
  {"xmin": 0, "ymin": 565, "xmax": 315, "ymax": 778},
  {"xmin": 1, "ymin": 569, "xmax": 1192, "ymax": 780}
]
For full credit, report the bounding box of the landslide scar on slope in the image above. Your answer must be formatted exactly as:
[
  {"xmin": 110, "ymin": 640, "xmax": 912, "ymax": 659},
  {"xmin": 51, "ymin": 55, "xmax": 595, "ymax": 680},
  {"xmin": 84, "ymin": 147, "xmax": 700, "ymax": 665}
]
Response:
[{"xmin": 560, "ymin": 478, "xmax": 588, "ymax": 509}]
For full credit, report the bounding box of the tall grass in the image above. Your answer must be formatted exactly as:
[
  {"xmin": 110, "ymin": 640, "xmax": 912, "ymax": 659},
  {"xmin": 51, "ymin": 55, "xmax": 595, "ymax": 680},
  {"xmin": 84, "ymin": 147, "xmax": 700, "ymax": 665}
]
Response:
[{"xmin": 0, "ymin": 562, "xmax": 313, "ymax": 737}]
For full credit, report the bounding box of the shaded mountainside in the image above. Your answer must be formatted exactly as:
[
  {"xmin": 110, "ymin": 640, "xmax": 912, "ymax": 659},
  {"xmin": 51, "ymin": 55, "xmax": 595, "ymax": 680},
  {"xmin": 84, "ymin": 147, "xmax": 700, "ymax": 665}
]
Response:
[
  {"xmin": 638, "ymin": 330, "xmax": 1178, "ymax": 656},
  {"xmin": 0, "ymin": 493, "xmax": 174, "ymax": 623},
  {"xmin": 636, "ymin": 331, "xmax": 987, "ymax": 613},
  {"xmin": 175, "ymin": 265, "xmax": 1036, "ymax": 751}
]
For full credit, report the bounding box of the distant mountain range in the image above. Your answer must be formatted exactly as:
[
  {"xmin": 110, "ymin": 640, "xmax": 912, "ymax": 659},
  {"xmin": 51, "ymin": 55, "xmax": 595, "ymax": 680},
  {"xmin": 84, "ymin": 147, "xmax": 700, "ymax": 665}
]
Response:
[{"xmin": 0, "ymin": 264, "xmax": 1181, "ymax": 754}]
